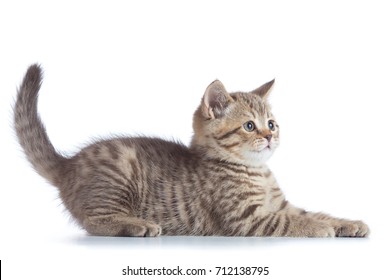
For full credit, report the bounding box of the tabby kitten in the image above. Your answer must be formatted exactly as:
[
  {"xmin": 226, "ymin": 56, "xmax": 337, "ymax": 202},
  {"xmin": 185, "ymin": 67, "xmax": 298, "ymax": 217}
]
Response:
[{"xmin": 14, "ymin": 64, "xmax": 369, "ymax": 237}]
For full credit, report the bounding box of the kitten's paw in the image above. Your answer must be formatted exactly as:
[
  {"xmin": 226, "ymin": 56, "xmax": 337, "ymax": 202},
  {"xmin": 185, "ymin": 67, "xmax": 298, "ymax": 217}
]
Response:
[
  {"xmin": 121, "ymin": 221, "xmax": 162, "ymax": 237},
  {"xmin": 144, "ymin": 223, "xmax": 162, "ymax": 237},
  {"xmin": 137, "ymin": 222, "xmax": 162, "ymax": 237},
  {"xmin": 335, "ymin": 220, "xmax": 369, "ymax": 237}
]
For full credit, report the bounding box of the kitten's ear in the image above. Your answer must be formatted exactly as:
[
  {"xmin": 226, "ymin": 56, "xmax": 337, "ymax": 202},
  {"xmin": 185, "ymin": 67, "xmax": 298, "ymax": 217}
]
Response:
[
  {"xmin": 252, "ymin": 79, "xmax": 275, "ymax": 99},
  {"xmin": 201, "ymin": 80, "xmax": 233, "ymax": 119}
]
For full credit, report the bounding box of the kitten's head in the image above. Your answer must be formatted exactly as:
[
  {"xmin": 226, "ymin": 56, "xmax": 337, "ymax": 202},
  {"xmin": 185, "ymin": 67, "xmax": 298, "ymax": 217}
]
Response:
[{"xmin": 191, "ymin": 79, "xmax": 279, "ymax": 166}]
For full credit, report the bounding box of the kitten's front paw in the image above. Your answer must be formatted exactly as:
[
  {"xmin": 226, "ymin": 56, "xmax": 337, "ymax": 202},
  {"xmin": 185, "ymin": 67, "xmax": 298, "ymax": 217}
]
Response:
[{"xmin": 335, "ymin": 220, "xmax": 369, "ymax": 237}]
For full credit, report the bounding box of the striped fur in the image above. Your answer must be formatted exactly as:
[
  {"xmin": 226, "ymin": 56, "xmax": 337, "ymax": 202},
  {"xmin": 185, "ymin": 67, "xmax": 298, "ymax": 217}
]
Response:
[{"xmin": 13, "ymin": 64, "xmax": 369, "ymax": 237}]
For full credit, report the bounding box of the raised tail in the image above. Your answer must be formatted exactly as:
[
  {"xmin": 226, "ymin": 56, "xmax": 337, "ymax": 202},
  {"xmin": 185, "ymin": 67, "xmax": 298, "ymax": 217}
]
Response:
[{"xmin": 14, "ymin": 64, "xmax": 65, "ymax": 186}]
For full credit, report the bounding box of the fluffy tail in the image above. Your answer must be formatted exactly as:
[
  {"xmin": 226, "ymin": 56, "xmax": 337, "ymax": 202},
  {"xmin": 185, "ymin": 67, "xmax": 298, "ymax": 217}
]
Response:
[{"xmin": 14, "ymin": 64, "xmax": 65, "ymax": 186}]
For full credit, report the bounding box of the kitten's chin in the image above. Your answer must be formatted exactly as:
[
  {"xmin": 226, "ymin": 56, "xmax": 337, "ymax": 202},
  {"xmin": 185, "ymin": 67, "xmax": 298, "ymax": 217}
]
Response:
[{"xmin": 243, "ymin": 148, "xmax": 274, "ymax": 166}]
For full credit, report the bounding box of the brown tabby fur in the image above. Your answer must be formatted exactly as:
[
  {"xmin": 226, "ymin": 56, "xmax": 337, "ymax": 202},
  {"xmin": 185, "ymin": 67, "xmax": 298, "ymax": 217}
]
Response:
[{"xmin": 13, "ymin": 64, "xmax": 369, "ymax": 237}]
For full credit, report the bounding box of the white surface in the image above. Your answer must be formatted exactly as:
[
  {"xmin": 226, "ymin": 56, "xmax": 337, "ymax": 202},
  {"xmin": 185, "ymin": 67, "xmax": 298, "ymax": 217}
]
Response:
[{"xmin": 1, "ymin": 0, "xmax": 389, "ymax": 279}]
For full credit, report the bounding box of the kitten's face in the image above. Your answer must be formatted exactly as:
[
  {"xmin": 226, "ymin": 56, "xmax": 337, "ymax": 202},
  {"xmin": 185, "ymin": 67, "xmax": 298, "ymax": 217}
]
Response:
[
  {"xmin": 192, "ymin": 80, "xmax": 279, "ymax": 166},
  {"xmin": 226, "ymin": 92, "xmax": 280, "ymax": 164}
]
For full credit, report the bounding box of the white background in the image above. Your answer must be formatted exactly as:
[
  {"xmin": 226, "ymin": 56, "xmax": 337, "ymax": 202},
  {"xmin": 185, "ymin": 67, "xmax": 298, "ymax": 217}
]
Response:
[{"xmin": 0, "ymin": 0, "xmax": 389, "ymax": 279}]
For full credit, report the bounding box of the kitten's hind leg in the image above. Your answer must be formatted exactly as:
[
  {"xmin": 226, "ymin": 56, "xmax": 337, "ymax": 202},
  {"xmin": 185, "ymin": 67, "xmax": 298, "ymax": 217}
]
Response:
[{"xmin": 83, "ymin": 215, "xmax": 162, "ymax": 237}]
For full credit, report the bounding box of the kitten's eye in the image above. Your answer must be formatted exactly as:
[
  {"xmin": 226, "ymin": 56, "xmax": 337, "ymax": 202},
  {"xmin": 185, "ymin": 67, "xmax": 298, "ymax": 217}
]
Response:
[
  {"xmin": 243, "ymin": 121, "xmax": 256, "ymax": 132},
  {"xmin": 268, "ymin": 120, "xmax": 275, "ymax": 131}
]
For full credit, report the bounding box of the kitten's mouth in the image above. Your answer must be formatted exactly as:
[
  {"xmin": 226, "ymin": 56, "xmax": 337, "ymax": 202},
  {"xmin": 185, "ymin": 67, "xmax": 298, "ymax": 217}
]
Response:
[
  {"xmin": 263, "ymin": 142, "xmax": 272, "ymax": 149},
  {"xmin": 252, "ymin": 141, "xmax": 273, "ymax": 153},
  {"xmin": 254, "ymin": 146, "xmax": 270, "ymax": 153}
]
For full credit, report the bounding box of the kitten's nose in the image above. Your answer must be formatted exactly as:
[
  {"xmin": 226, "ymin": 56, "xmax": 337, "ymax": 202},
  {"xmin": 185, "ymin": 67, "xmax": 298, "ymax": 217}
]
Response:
[{"xmin": 264, "ymin": 134, "xmax": 272, "ymax": 142}]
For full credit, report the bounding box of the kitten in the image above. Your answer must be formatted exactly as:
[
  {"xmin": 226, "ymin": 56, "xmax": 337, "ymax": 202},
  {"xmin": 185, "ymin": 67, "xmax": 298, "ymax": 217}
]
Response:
[{"xmin": 13, "ymin": 64, "xmax": 369, "ymax": 237}]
